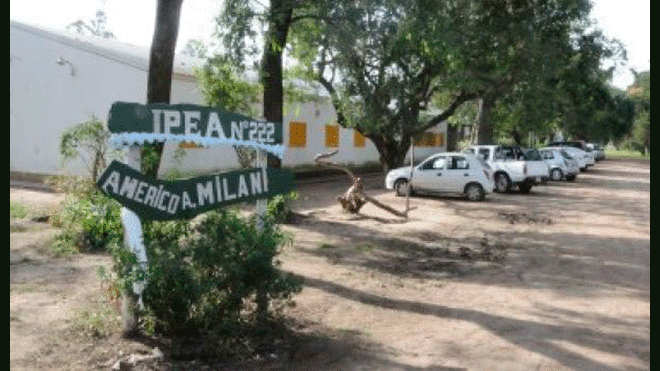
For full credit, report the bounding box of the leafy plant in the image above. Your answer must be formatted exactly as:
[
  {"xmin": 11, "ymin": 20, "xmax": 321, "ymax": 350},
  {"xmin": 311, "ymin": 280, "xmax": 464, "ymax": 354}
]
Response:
[
  {"xmin": 10, "ymin": 202, "xmax": 28, "ymax": 219},
  {"xmin": 134, "ymin": 209, "xmax": 301, "ymax": 357},
  {"xmin": 59, "ymin": 117, "xmax": 121, "ymax": 181},
  {"xmin": 266, "ymin": 191, "xmax": 299, "ymax": 224},
  {"xmin": 51, "ymin": 190, "xmax": 124, "ymax": 254}
]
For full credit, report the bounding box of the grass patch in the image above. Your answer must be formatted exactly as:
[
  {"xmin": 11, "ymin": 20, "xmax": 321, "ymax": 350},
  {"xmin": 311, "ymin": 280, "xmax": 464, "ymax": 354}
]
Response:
[
  {"xmin": 71, "ymin": 303, "xmax": 120, "ymax": 338},
  {"xmin": 10, "ymin": 202, "xmax": 29, "ymax": 219},
  {"xmin": 604, "ymin": 149, "xmax": 650, "ymax": 160},
  {"xmin": 318, "ymin": 241, "xmax": 337, "ymax": 249},
  {"xmin": 355, "ymin": 243, "xmax": 375, "ymax": 252},
  {"xmin": 10, "ymin": 283, "xmax": 43, "ymax": 293}
]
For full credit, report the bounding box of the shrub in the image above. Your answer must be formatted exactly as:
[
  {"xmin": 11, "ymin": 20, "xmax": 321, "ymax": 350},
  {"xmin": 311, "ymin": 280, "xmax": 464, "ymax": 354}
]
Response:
[
  {"xmin": 266, "ymin": 191, "xmax": 299, "ymax": 223},
  {"xmin": 51, "ymin": 188, "xmax": 124, "ymax": 254},
  {"xmin": 137, "ymin": 209, "xmax": 301, "ymax": 340}
]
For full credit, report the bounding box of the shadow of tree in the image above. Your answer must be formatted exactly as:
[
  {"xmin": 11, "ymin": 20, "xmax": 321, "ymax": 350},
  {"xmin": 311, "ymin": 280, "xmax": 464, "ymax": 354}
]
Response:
[{"xmin": 298, "ymin": 275, "xmax": 649, "ymax": 371}]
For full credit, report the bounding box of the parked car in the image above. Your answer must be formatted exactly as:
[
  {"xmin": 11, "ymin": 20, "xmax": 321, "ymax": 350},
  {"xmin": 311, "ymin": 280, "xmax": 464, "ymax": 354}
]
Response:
[
  {"xmin": 539, "ymin": 148, "xmax": 578, "ymax": 181},
  {"xmin": 585, "ymin": 143, "xmax": 605, "ymax": 161},
  {"xmin": 521, "ymin": 147, "xmax": 552, "ymax": 182},
  {"xmin": 546, "ymin": 142, "xmax": 596, "ymax": 169},
  {"xmin": 385, "ymin": 152, "xmax": 494, "ymax": 201},
  {"xmin": 543, "ymin": 146, "xmax": 594, "ymax": 171},
  {"xmin": 464, "ymin": 145, "xmax": 549, "ymax": 194}
]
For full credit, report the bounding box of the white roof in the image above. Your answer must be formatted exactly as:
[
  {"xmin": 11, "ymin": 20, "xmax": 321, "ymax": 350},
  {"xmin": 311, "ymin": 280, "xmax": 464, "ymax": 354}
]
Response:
[{"xmin": 10, "ymin": 19, "xmax": 204, "ymax": 77}]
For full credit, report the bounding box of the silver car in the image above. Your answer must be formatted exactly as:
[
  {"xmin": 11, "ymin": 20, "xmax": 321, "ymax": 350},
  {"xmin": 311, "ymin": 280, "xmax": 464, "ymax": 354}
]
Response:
[
  {"xmin": 539, "ymin": 148, "xmax": 578, "ymax": 181},
  {"xmin": 385, "ymin": 152, "xmax": 495, "ymax": 201}
]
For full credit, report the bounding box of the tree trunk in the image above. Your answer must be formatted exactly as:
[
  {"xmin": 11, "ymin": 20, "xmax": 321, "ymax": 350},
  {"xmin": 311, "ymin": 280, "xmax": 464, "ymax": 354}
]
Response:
[
  {"xmin": 261, "ymin": 0, "xmax": 293, "ymax": 169},
  {"xmin": 370, "ymin": 135, "xmax": 410, "ymax": 173},
  {"xmin": 142, "ymin": 0, "xmax": 184, "ymax": 178},
  {"xmin": 446, "ymin": 124, "xmax": 457, "ymax": 151},
  {"xmin": 122, "ymin": 0, "xmax": 183, "ymax": 338},
  {"xmin": 474, "ymin": 94, "xmax": 497, "ymax": 145}
]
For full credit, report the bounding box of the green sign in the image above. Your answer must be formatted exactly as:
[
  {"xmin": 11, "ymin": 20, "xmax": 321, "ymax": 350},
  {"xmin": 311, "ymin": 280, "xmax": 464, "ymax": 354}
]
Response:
[
  {"xmin": 107, "ymin": 102, "xmax": 284, "ymax": 154},
  {"xmin": 97, "ymin": 160, "xmax": 294, "ymax": 221}
]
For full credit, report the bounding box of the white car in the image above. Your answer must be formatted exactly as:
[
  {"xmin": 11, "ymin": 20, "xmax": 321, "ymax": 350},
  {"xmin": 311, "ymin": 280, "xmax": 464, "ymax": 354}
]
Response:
[
  {"xmin": 539, "ymin": 148, "xmax": 578, "ymax": 181},
  {"xmin": 385, "ymin": 152, "xmax": 495, "ymax": 201},
  {"xmin": 544, "ymin": 146, "xmax": 594, "ymax": 171}
]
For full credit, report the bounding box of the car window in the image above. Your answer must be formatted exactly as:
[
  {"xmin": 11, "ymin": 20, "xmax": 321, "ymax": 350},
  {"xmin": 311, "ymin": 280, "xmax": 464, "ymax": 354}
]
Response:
[
  {"xmin": 464, "ymin": 148, "xmax": 475, "ymax": 154},
  {"xmin": 420, "ymin": 156, "xmax": 446, "ymax": 170},
  {"xmin": 541, "ymin": 150, "xmax": 554, "ymax": 160},
  {"xmin": 559, "ymin": 150, "xmax": 573, "ymax": 159},
  {"xmin": 523, "ymin": 149, "xmax": 542, "ymax": 161},
  {"xmin": 432, "ymin": 157, "xmax": 447, "ymax": 169},
  {"xmin": 495, "ymin": 148, "xmax": 515, "ymax": 160},
  {"xmin": 478, "ymin": 148, "xmax": 490, "ymax": 160},
  {"xmin": 447, "ymin": 156, "xmax": 469, "ymax": 170}
]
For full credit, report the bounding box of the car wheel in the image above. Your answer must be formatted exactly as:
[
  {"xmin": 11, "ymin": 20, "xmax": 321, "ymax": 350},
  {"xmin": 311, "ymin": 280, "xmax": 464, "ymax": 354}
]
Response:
[
  {"xmin": 464, "ymin": 183, "xmax": 485, "ymax": 202},
  {"xmin": 565, "ymin": 174, "xmax": 576, "ymax": 181},
  {"xmin": 518, "ymin": 183, "xmax": 533, "ymax": 194},
  {"xmin": 550, "ymin": 168, "xmax": 563, "ymax": 181},
  {"xmin": 494, "ymin": 173, "xmax": 511, "ymax": 193},
  {"xmin": 394, "ymin": 179, "xmax": 410, "ymax": 197}
]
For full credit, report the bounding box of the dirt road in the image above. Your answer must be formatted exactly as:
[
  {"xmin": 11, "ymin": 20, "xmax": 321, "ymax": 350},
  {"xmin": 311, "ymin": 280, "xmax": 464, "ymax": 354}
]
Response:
[{"xmin": 10, "ymin": 158, "xmax": 650, "ymax": 370}]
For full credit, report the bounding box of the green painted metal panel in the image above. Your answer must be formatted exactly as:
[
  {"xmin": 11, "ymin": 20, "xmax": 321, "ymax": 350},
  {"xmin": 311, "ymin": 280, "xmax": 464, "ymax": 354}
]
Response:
[
  {"xmin": 108, "ymin": 102, "xmax": 283, "ymax": 145},
  {"xmin": 97, "ymin": 160, "xmax": 294, "ymax": 221}
]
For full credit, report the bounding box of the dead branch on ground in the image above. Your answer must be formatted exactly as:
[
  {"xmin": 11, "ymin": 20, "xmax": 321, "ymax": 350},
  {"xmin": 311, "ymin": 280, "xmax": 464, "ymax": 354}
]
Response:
[{"xmin": 314, "ymin": 150, "xmax": 407, "ymax": 218}]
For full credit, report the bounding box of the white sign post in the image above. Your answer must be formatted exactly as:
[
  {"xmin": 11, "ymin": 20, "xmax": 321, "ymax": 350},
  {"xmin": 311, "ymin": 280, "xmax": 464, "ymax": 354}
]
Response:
[{"xmin": 119, "ymin": 146, "xmax": 148, "ymax": 335}]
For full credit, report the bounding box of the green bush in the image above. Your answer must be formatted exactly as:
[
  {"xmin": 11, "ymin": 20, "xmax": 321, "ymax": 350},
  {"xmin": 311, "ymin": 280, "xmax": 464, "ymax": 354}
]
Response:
[
  {"xmin": 267, "ymin": 191, "xmax": 299, "ymax": 224},
  {"xmin": 138, "ymin": 209, "xmax": 301, "ymax": 344},
  {"xmin": 51, "ymin": 187, "xmax": 124, "ymax": 254}
]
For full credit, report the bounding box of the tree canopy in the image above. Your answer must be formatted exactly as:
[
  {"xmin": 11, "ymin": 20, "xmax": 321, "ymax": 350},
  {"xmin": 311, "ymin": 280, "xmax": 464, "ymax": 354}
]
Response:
[{"xmin": 212, "ymin": 0, "xmax": 635, "ymax": 170}]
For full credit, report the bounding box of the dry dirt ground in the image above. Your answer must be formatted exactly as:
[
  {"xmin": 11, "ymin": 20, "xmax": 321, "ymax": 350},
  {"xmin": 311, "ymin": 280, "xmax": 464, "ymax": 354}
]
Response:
[{"xmin": 10, "ymin": 158, "xmax": 650, "ymax": 371}]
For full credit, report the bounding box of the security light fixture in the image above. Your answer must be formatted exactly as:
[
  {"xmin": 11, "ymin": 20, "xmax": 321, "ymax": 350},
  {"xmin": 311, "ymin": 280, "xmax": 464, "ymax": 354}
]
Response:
[{"xmin": 57, "ymin": 56, "xmax": 76, "ymax": 76}]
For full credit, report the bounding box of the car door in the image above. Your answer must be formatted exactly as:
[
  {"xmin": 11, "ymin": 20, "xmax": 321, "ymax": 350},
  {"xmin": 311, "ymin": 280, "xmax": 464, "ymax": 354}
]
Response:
[
  {"xmin": 443, "ymin": 155, "xmax": 472, "ymax": 193},
  {"xmin": 412, "ymin": 155, "xmax": 447, "ymax": 192}
]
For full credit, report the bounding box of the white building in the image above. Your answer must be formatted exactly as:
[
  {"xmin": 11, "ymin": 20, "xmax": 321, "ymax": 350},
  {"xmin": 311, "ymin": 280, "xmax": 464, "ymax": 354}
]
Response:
[{"xmin": 10, "ymin": 20, "xmax": 446, "ymax": 181}]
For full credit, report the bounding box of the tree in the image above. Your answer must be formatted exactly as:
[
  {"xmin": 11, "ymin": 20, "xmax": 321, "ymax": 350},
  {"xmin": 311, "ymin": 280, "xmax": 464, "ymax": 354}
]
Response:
[
  {"xmin": 628, "ymin": 71, "xmax": 650, "ymax": 154},
  {"xmin": 288, "ymin": 0, "xmax": 483, "ymax": 171},
  {"xmin": 181, "ymin": 39, "xmax": 208, "ymax": 58},
  {"xmin": 67, "ymin": 6, "xmax": 115, "ymax": 39},
  {"xmin": 216, "ymin": 0, "xmax": 357, "ymax": 168},
  {"xmin": 141, "ymin": 0, "xmax": 185, "ymax": 178},
  {"xmin": 120, "ymin": 0, "xmax": 184, "ymax": 339},
  {"xmin": 195, "ymin": 55, "xmax": 262, "ymax": 167}
]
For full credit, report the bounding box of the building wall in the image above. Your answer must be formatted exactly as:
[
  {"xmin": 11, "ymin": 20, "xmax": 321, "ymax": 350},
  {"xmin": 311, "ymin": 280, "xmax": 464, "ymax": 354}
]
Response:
[
  {"xmin": 10, "ymin": 20, "xmax": 446, "ymax": 180},
  {"xmin": 10, "ymin": 21, "xmax": 203, "ymax": 178}
]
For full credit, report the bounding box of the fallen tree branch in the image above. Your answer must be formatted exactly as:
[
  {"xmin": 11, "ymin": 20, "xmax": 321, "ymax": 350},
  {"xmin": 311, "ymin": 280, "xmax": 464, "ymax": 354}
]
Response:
[{"xmin": 314, "ymin": 150, "xmax": 407, "ymax": 218}]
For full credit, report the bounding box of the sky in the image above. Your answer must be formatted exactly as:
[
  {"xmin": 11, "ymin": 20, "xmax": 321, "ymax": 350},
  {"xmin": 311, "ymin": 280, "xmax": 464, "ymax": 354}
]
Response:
[{"xmin": 10, "ymin": 0, "xmax": 650, "ymax": 90}]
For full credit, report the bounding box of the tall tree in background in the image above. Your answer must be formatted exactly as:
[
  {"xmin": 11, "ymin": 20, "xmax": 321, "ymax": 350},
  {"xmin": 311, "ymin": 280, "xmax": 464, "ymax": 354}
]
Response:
[
  {"xmin": 141, "ymin": 0, "xmax": 185, "ymax": 178},
  {"xmin": 289, "ymin": 0, "xmax": 481, "ymax": 171},
  {"xmin": 216, "ymin": 0, "xmax": 353, "ymax": 167},
  {"xmin": 67, "ymin": 7, "xmax": 116, "ymax": 39},
  {"xmin": 122, "ymin": 0, "xmax": 184, "ymax": 338},
  {"xmin": 628, "ymin": 71, "xmax": 650, "ymax": 154}
]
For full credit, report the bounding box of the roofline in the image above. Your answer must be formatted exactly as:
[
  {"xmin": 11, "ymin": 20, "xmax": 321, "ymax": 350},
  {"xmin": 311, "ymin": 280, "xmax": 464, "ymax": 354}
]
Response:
[{"xmin": 10, "ymin": 19, "xmax": 197, "ymax": 78}]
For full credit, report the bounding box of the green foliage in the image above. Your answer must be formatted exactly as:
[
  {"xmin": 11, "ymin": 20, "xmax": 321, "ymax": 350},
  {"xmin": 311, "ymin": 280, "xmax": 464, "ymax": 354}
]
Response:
[
  {"xmin": 10, "ymin": 202, "xmax": 28, "ymax": 219},
  {"xmin": 59, "ymin": 117, "xmax": 120, "ymax": 181},
  {"xmin": 51, "ymin": 188, "xmax": 124, "ymax": 255},
  {"xmin": 266, "ymin": 191, "xmax": 299, "ymax": 224},
  {"xmin": 195, "ymin": 55, "xmax": 261, "ymax": 118},
  {"xmin": 134, "ymin": 209, "xmax": 301, "ymax": 352},
  {"xmin": 72, "ymin": 303, "xmax": 121, "ymax": 338}
]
